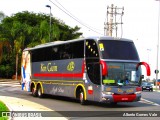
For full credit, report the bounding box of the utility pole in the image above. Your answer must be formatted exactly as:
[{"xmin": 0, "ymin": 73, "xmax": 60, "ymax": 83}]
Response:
[
  {"xmin": 104, "ymin": 4, "xmax": 124, "ymax": 37},
  {"xmin": 155, "ymin": 0, "xmax": 160, "ymax": 91},
  {"xmin": 46, "ymin": 5, "xmax": 52, "ymax": 42}
]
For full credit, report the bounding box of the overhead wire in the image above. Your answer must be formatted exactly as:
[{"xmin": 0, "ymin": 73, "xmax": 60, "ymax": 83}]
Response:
[
  {"xmin": 54, "ymin": 0, "xmax": 103, "ymax": 32},
  {"xmin": 49, "ymin": 0, "xmax": 103, "ymax": 35}
]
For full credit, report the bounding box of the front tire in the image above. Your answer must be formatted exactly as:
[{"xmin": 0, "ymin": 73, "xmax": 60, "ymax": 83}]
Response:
[{"xmin": 79, "ymin": 89, "xmax": 87, "ymax": 105}]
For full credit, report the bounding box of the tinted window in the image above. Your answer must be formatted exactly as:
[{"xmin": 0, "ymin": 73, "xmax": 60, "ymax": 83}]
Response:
[
  {"xmin": 147, "ymin": 83, "xmax": 152, "ymax": 85},
  {"xmin": 31, "ymin": 41, "xmax": 84, "ymax": 62},
  {"xmin": 142, "ymin": 82, "xmax": 151, "ymax": 86},
  {"xmin": 85, "ymin": 40, "xmax": 100, "ymax": 85},
  {"xmin": 86, "ymin": 40, "xmax": 99, "ymax": 58},
  {"xmin": 98, "ymin": 40, "xmax": 139, "ymax": 60},
  {"xmin": 72, "ymin": 41, "xmax": 84, "ymax": 58}
]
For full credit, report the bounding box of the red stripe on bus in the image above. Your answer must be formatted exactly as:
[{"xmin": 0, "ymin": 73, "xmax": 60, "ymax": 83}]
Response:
[
  {"xmin": 34, "ymin": 60, "xmax": 85, "ymax": 78},
  {"xmin": 34, "ymin": 73, "xmax": 83, "ymax": 78}
]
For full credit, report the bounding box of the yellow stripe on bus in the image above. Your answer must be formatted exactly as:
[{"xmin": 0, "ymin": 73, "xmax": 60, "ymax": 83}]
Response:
[{"xmin": 75, "ymin": 84, "xmax": 87, "ymax": 100}]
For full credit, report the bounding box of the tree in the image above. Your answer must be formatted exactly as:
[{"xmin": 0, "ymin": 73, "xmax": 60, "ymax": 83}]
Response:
[
  {"xmin": 0, "ymin": 40, "xmax": 11, "ymax": 63},
  {"xmin": 0, "ymin": 11, "xmax": 82, "ymax": 78},
  {"xmin": 39, "ymin": 20, "xmax": 49, "ymax": 43},
  {"xmin": 0, "ymin": 11, "xmax": 8, "ymax": 62},
  {"xmin": 11, "ymin": 21, "xmax": 26, "ymax": 80},
  {"xmin": 0, "ymin": 11, "xmax": 5, "ymax": 23}
]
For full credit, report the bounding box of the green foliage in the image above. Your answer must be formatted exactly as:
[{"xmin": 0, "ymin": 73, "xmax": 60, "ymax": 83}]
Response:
[
  {"xmin": 0, "ymin": 101, "xmax": 9, "ymax": 111},
  {"xmin": 0, "ymin": 11, "xmax": 5, "ymax": 23},
  {"xmin": 0, "ymin": 11, "xmax": 82, "ymax": 78},
  {"xmin": 0, "ymin": 54, "xmax": 15, "ymax": 78},
  {"xmin": 0, "ymin": 100, "xmax": 9, "ymax": 120}
]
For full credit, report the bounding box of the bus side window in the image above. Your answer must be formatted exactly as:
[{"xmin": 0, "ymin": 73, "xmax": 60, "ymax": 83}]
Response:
[
  {"xmin": 51, "ymin": 46, "xmax": 60, "ymax": 60},
  {"xmin": 85, "ymin": 40, "xmax": 100, "ymax": 85},
  {"xmin": 59, "ymin": 44, "xmax": 72, "ymax": 59},
  {"xmin": 63, "ymin": 52, "xmax": 71, "ymax": 59},
  {"xmin": 72, "ymin": 41, "xmax": 84, "ymax": 59}
]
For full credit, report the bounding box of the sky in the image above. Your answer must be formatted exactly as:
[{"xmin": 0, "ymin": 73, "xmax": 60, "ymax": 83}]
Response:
[{"xmin": 0, "ymin": 0, "xmax": 160, "ymax": 79}]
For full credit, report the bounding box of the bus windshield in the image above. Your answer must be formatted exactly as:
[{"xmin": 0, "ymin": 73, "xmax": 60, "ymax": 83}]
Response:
[
  {"xmin": 98, "ymin": 40, "xmax": 141, "ymax": 86},
  {"xmin": 102, "ymin": 62, "xmax": 141, "ymax": 86},
  {"xmin": 99, "ymin": 40, "xmax": 139, "ymax": 60}
]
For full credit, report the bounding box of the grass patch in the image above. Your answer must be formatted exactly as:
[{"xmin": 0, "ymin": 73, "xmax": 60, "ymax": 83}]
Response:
[
  {"xmin": 0, "ymin": 100, "xmax": 9, "ymax": 120},
  {"xmin": 0, "ymin": 101, "xmax": 9, "ymax": 111},
  {"xmin": 153, "ymin": 87, "xmax": 160, "ymax": 90}
]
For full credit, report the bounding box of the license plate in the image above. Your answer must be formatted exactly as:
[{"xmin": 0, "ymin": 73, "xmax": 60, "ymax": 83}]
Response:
[
  {"xmin": 122, "ymin": 98, "xmax": 128, "ymax": 100},
  {"xmin": 146, "ymin": 88, "xmax": 149, "ymax": 89}
]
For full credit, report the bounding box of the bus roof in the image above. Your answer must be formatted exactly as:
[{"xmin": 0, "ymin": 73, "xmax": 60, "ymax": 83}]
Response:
[
  {"xmin": 23, "ymin": 36, "xmax": 133, "ymax": 51},
  {"xmin": 86, "ymin": 36, "xmax": 133, "ymax": 42}
]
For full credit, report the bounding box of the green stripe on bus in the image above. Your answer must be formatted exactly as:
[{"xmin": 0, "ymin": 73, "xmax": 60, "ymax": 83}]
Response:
[{"xmin": 103, "ymin": 79, "xmax": 115, "ymax": 83}]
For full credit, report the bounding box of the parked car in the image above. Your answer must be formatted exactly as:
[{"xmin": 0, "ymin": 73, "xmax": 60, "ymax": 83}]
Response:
[
  {"xmin": 148, "ymin": 82, "xmax": 154, "ymax": 86},
  {"xmin": 141, "ymin": 82, "xmax": 153, "ymax": 92}
]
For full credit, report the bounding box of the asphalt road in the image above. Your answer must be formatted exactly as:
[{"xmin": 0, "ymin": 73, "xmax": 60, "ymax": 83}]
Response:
[{"xmin": 0, "ymin": 80, "xmax": 160, "ymax": 120}]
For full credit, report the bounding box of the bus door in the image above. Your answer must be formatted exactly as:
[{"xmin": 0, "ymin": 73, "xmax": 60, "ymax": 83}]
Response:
[{"xmin": 85, "ymin": 39, "xmax": 101, "ymax": 101}]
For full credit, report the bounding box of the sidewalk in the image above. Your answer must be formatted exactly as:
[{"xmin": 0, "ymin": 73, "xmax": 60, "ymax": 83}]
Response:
[
  {"xmin": 0, "ymin": 79, "xmax": 68, "ymax": 120},
  {"xmin": 153, "ymin": 85, "xmax": 160, "ymax": 92}
]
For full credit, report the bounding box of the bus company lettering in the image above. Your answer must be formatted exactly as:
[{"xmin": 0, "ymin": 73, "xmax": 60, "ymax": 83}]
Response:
[
  {"xmin": 106, "ymin": 87, "xmax": 112, "ymax": 91},
  {"xmin": 118, "ymin": 88, "xmax": 134, "ymax": 93},
  {"xmin": 51, "ymin": 87, "xmax": 64, "ymax": 94},
  {"xmin": 67, "ymin": 61, "xmax": 75, "ymax": 71},
  {"xmin": 118, "ymin": 88, "xmax": 123, "ymax": 93},
  {"xmin": 41, "ymin": 63, "xmax": 58, "ymax": 72}
]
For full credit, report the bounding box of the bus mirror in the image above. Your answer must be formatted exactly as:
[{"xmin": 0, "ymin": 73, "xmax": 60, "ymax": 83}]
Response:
[
  {"xmin": 100, "ymin": 60, "xmax": 108, "ymax": 76},
  {"xmin": 136, "ymin": 62, "xmax": 151, "ymax": 76}
]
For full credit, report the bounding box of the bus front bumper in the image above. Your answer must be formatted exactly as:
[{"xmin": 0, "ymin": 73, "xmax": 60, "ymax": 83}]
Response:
[{"xmin": 101, "ymin": 93, "xmax": 141, "ymax": 103}]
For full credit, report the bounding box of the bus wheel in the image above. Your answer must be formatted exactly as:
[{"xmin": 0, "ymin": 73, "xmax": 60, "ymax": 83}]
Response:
[
  {"xmin": 79, "ymin": 89, "xmax": 86, "ymax": 105},
  {"xmin": 37, "ymin": 85, "xmax": 43, "ymax": 98},
  {"xmin": 31, "ymin": 85, "xmax": 37, "ymax": 97}
]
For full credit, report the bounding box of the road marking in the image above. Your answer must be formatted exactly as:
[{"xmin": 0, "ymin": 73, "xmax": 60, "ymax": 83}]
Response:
[
  {"xmin": 0, "ymin": 81, "xmax": 20, "ymax": 84},
  {"xmin": 0, "ymin": 82, "xmax": 21, "ymax": 91},
  {"xmin": 140, "ymin": 98, "xmax": 160, "ymax": 106},
  {"xmin": 0, "ymin": 81, "xmax": 20, "ymax": 86},
  {"xmin": 0, "ymin": 84, "xmax": 20, "ymax": 87}
]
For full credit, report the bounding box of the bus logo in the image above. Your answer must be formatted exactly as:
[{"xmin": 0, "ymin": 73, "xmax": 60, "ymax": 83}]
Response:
[{"xmin": 67, "ymin": 61, "xmax": 75, "ymax": 71}]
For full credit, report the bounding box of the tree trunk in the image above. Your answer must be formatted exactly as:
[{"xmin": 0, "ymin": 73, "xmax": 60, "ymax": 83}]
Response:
[{"xmin": 15, "ymin": 53, "xmax": 18, "ymax": 80}]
